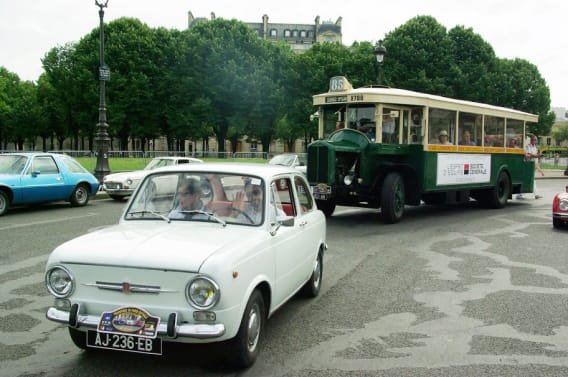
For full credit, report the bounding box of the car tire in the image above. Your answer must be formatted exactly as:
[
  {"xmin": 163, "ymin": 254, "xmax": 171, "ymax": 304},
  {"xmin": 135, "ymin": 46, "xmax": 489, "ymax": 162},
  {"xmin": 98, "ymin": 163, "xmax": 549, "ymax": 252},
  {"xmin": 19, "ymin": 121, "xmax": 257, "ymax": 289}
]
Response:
[
  {"xmin": 381, "ymin": 172, "xmax": 405, "ymax": 224},
  {"xmin": 109, "ymin": 195, "xmax": 127, "ymax": 201},
  {"xmin": 70, "ymin": 184, "xmax": 90, "ymax": 207},
  {"xmin": 228, "ymin": 289, "xmax": 265, "ymax": 369},
  {"xmin": 0, "ymin": 191, "xmax": 9, "ymax": 216},
  {"xmin": 68, "ymin": 328, "xmax": 88, "ymax": 350},
  {"xmin": 553, "ymin": 218, "xmax": 564, "ymax": 229},
  {"xmin": 300, "ymin": 249, "xmax": 323, "ymax": 298}
]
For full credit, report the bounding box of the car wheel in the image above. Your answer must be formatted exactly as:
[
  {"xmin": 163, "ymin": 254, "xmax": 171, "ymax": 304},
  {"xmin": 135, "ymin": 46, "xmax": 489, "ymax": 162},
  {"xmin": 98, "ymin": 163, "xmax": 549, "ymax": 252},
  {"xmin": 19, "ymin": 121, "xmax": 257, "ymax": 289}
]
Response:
[
  {"xmin": 381, "ymin": 172, "xmax": 405, "ymax": 224},
  {"xmin": 228, "ymin": 289, "xmax": 265, "ymax": 369},
  {"xmin": 68, "ymin": 328, "xmax": 88, "ymax": 350},
  {"xmin": 0, "ymin": 191, "xmax": 9, "ymax": 216},
  {"xmin": 300, "ymin": 249, "xmax": 323, "ymax": 298},
  {"xmin": 109, "ymin": 195, "xmax": 127, "ymax": 201},
  {"xmin": 553, "ymin": 218, "xmax": 564, "ymax": 229},
  {"xmin": 70, "ymin": 184, "xmax": 90, "ymax": 207}
]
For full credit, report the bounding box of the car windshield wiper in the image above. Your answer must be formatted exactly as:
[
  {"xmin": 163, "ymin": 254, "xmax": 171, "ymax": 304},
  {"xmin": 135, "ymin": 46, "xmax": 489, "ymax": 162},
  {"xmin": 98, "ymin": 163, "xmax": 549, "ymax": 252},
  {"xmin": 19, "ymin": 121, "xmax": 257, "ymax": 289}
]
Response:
[
  {"xmin": 127, "ymin": 210, "xmax": 171, "ymax": 223},
  {"xmin": 177, "ymin": 210, "xmax": 227, "ymax": 227}
]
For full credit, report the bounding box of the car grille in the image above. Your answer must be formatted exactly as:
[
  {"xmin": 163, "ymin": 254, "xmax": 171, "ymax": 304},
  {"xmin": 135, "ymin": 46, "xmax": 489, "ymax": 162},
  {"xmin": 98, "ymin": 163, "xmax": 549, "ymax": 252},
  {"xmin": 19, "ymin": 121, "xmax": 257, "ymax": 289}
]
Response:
[{"xmin": 104, "ymin": 182, "xmax": 122, "ymax": 190}]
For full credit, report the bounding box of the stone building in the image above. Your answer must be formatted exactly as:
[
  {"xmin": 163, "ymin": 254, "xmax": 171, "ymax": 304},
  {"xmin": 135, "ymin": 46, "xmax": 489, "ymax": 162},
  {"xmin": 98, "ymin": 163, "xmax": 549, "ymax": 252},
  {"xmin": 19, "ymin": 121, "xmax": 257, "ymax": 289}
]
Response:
[{"xmin": 188, "ymin": 12, "xmax": 342, "ymax": 53}]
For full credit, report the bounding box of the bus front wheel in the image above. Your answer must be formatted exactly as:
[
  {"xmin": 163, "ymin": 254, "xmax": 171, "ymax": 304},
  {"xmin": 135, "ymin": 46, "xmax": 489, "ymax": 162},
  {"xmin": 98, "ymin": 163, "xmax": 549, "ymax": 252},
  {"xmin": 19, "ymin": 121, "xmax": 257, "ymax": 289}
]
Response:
[
  {"xmin": 316, "ymin": 200, "xmax": 336, "ymax": 217},
  {"xmin": 381, "ymin": 172, "xmax": 405, "ymax": 224}
]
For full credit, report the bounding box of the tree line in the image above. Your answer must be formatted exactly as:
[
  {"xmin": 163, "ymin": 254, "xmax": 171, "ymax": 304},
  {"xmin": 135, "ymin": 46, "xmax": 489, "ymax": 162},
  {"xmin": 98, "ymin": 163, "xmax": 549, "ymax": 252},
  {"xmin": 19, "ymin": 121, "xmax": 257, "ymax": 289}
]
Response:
[{"xmin": 0, "ymin": 15, "xmax": 560, "ymax": 153}]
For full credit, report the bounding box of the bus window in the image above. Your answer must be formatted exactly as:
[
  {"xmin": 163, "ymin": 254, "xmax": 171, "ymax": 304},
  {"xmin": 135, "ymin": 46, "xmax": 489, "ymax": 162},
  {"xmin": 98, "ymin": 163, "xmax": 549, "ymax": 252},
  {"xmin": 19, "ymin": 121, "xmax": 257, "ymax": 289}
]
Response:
[
  {"xmin": 429, "ymin": 108, "xmax": 456, "ymax": 144},
  {"xmin": 410, "ymin": 108, "xmax": 423, "ymax": 144},
  {"xmin": 506, "ymin": 119, "xmax": 523, "ymax": 148},
  {"xmin": 322, "ymin": 106, "xmax": 344, "ymax": 138},
  {"xmin": 382, "ymin": 108, "xmax": 399, "ymax": 144},
  {"xmin": 347, "ymin": 105, "xmax": 376, "ymax": 140},
  {"xmin": 458, "ymin": 112, "xmax": 482, "ymax": 146},
  {"xmin": 484, "ymin": 116, "xmax": 505, "ymax": 147}
]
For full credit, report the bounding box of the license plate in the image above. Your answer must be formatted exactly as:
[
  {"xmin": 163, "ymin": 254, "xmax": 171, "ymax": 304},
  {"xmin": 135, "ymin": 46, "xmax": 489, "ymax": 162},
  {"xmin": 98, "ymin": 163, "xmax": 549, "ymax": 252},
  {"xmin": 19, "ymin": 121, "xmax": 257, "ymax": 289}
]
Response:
[
  {"xmin": 87, "ymin": 330, "xmax": 162, "ymax": 355},
  {"xmin": 314, "ymin": 193, "xmax": 329, "ymax": 200}
]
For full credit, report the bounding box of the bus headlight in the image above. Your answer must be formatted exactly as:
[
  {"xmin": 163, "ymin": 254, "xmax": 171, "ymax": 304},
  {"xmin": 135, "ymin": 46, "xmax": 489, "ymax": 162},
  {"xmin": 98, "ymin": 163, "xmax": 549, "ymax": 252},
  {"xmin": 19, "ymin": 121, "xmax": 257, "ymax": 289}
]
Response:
[
  {"xmin": 45, "ymin": 266, "xmax": 75, "ymax": 298},
  {"xmin": 186, "ymin": 276, "xmax": 220, "ymax": 309},
  {"xmin": 344, "ymin": 173, "xmax": 356, "ymax": 186}
]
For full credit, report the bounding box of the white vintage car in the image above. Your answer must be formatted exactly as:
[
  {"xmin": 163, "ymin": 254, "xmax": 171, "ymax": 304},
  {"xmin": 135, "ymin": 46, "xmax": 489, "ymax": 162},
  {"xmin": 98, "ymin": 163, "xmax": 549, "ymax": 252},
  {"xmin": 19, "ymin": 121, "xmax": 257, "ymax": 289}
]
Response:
[
  {"xmin": 102, "ymin": 156, "xmax": 203, "ymax": 201},
  {"xmin": 45, "ymin": 163, "xmax": 326, "ymax": 368}
]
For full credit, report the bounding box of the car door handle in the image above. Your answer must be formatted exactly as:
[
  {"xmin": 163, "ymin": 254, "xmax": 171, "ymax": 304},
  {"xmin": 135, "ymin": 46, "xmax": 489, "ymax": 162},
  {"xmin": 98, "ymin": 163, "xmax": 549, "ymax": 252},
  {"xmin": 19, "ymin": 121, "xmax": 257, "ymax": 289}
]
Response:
[{"xmin": 299, "ymin": 220, "xmax": 307, "ymax": 227}]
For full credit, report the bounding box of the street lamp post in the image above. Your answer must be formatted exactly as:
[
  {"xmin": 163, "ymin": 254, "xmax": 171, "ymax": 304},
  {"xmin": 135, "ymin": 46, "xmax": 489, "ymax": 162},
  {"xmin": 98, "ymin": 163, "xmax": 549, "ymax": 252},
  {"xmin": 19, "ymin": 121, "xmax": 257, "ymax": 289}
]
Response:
[
  {"xmin": 94, "ymin": 0, "xmax": 111, "ymax": 183},
  {"xmin": 373, "ymin": 40, "xmax": 387, "ymax": 86}
]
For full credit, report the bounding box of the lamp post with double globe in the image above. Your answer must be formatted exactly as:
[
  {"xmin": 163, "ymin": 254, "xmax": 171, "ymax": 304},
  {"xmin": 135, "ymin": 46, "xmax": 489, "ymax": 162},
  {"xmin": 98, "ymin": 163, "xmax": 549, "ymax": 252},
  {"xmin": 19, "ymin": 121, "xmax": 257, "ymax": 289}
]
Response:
[
  {"xmin": 373, "ymin": 40, "xmax": 387, "ymax": 86},
  {"xmin": 94, "ymin": 0, "xmax": 111, "ymax": 183}
]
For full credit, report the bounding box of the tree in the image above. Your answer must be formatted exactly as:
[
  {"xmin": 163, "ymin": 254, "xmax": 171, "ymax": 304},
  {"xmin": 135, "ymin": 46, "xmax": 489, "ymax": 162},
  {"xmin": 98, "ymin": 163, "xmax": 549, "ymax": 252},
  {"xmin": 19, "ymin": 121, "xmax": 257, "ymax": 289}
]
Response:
[
  {"xmin": 183, "ymin": 19, "xmax": 290, "ymax": 153},
  {"xmin": 383, "ymin": 15, "xmax": 457, "ymax": 96}
]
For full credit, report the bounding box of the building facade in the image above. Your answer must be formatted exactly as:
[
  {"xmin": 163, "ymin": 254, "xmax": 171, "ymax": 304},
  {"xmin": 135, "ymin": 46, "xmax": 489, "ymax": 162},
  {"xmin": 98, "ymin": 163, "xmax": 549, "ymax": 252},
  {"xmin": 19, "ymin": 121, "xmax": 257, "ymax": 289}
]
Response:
[{"xmin": 188, "ymin": 12, "xmax": 342, "ymax": 53}]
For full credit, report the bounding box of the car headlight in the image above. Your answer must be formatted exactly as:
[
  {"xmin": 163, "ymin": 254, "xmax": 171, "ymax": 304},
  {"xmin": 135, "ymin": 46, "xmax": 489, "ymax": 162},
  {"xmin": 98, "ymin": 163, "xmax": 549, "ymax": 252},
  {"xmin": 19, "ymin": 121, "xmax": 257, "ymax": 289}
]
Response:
[
  {"xmin": 45, "ymin": 266, "xmax": 75, "ymax": 298},
  {"xmin": 186, "ymin": 276, "xmax": 220, "ymax": 309},
  {"xmin": 559, "ymin": 199, "xmax": 568, "ymax": 211},
  {"xmin": 126, "ymin": 179, "xmax": 133, "ymax": 186}
]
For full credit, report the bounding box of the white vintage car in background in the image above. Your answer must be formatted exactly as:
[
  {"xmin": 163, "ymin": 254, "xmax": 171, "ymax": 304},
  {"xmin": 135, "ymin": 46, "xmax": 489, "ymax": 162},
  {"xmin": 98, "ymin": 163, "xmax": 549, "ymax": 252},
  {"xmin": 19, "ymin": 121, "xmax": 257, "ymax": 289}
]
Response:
[
  {"xmin": 268, "ymin": 153, "xmax": 307, "ymax": 175},
  {"xmin": 45, "ymin": 163, "xmax": 326, "ymax": 368},
  {"xmin": 102, "ymin": 156, "xmax": 203, "ymax": 201}
]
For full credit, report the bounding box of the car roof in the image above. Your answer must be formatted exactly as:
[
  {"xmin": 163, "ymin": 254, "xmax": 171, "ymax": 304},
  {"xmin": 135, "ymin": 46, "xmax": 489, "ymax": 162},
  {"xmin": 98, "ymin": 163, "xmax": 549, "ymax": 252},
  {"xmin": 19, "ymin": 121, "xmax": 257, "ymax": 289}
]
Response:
[
  {"xmin": 150, "ymin": 162, "xmax": 301, "ymax": 181},
  {"xmin": 1, "ymin": 152, "xmax": 69, "ymax": 158}
]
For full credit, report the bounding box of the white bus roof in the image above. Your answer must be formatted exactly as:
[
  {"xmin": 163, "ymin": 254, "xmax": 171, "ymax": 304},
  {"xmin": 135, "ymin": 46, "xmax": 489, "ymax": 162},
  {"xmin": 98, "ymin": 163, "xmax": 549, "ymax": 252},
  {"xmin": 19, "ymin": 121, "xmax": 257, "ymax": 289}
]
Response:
[{"xmin": 314, "ymin": 84, "xmax": 538, "ymax": 123}]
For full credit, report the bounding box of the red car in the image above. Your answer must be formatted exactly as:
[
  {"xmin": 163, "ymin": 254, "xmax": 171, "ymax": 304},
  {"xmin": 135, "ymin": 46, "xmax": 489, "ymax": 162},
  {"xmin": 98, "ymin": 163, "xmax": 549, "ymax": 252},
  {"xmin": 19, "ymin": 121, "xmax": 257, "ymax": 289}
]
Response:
[{"xmin": 552, "ymin": 185, "xmax": 568, "ymax": 229}]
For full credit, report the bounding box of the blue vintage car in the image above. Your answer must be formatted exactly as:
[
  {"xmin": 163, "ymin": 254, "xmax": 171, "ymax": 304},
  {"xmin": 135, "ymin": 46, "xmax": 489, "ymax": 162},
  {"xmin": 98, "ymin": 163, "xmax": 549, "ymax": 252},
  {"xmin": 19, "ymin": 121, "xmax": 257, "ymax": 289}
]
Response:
[{"xmin": 0, "ymin": 153, "xmax": 100, "ymax": 216}]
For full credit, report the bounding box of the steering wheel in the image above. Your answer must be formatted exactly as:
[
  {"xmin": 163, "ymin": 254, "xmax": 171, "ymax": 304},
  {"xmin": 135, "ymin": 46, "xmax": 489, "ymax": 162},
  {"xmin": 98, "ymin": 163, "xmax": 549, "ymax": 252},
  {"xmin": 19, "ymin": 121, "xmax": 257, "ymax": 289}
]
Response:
[{"xmin": 212, "ymin": 206, "xmax": 255, "ymax": 224}]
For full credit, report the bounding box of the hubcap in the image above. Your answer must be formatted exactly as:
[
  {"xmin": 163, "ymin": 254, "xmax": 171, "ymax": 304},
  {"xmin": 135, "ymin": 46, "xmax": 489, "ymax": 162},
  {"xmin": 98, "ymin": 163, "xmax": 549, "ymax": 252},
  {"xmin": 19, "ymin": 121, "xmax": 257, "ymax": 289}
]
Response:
[{"xmin": 246, "ymin": 304, "xmax": 261, "ymax": 352}]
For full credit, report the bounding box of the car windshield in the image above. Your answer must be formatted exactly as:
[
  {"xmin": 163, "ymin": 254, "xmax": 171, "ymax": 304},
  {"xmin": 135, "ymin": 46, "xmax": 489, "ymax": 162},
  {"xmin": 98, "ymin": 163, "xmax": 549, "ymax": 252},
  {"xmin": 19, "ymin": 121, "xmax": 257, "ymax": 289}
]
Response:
[
  {"xmin": 269, "ymin": 154, "xmax": 297, "ymax": 167},
  {"xmin": 144, "ymin": 158, "xmax": 176, "ymax": 171},
  {"xmin": 0, "ymin": 155, "xmax": 28, "ymax": 175},
  {"xmin": 125, "ymin": 171, "xmax": 266, "ymax": 226}
]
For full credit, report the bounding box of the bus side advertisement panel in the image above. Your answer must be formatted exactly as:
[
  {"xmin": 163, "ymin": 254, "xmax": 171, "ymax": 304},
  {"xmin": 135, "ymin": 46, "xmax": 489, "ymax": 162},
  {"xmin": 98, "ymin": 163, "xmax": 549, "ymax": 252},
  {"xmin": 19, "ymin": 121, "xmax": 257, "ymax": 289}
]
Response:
[{"xmin": 436, "ymin": 153, "xmax": 491, "ymax": 186}]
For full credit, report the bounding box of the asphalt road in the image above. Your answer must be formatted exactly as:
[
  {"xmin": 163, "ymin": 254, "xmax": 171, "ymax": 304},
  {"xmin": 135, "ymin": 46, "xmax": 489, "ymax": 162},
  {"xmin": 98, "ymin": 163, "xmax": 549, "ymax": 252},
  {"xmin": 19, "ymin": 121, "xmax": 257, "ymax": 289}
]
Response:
[{"xmin": 1, "ymin": 179, "xmax": 568, "ymax": 376}]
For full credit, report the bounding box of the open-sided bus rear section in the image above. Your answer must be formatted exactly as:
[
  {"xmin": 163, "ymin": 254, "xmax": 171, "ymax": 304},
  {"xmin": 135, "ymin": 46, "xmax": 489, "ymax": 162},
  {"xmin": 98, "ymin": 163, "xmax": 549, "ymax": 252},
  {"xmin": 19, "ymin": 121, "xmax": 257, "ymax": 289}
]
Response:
[{"xmin": 307, "ymin": 76, "xmax": 539, "ymax": 223}]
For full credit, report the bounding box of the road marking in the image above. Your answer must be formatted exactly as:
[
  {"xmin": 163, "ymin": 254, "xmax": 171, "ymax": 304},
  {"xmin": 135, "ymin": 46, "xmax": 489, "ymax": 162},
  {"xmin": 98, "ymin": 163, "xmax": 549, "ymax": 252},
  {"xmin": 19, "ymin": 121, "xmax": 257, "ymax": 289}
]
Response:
[{"xmin": 0, "ymin": 212, "xmax": 98, "ymax": 231}]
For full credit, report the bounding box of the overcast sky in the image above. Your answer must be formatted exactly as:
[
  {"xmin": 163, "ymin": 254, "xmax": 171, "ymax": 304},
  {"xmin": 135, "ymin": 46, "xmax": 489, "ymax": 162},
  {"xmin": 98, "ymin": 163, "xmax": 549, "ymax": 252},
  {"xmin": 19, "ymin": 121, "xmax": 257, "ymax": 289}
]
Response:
[{"xmin": 1, "ymin": 0, "xmax": 567, "ymax": 108}]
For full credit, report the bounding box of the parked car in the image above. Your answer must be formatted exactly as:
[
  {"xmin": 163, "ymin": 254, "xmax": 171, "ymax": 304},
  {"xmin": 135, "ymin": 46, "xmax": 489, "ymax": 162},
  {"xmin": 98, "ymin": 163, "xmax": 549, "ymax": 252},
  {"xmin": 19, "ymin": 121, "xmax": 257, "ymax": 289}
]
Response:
[
  {"xmin": 0, "ymin": 153, "xmax": 99, "ymax": 216},
  {"xmin": 268, "ymin": 153, "xmax": 307, "ymax": 175},
  {"xmin": 45, "ymin": 163, "xmax": 326, "ymax": 368},
  {"xmin": 102, "ymin": 156, "xmax": 203, "ymax": 201},
  {"xmin": 552, "ymin": 184, "xmax": 568, "ymax": 229}
]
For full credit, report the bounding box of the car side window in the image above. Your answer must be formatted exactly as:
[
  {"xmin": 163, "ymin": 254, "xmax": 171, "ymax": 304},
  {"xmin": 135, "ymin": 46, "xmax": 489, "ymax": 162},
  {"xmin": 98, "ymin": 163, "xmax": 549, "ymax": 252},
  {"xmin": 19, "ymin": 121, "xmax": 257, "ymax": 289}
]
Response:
[
  {"xmin": 30, "ymin": 156, "xmax": 59, "ymax": 174},
  {"xmin": 294, "ymin": 176, "xmax": 314, "ymax": 214},
  {"xmin": 271, "ymin": 178, "xmax": 295, "ymax": 217}
]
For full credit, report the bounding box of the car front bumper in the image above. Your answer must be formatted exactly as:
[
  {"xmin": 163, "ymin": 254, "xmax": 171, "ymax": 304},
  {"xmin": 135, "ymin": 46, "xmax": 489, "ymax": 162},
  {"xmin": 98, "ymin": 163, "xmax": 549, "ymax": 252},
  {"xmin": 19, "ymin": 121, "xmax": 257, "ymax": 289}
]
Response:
[{"xmin": 46, "ymin": 306, "xmax": 225, "ymax": 340}]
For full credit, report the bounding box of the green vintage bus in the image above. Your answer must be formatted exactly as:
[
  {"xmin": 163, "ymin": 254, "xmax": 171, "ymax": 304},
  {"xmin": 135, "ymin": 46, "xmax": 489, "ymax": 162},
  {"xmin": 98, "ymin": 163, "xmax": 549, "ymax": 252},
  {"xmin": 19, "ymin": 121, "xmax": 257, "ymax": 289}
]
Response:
[{"xmin": 308, "ymin": 76, "xmax": 539, "ymax": 223}]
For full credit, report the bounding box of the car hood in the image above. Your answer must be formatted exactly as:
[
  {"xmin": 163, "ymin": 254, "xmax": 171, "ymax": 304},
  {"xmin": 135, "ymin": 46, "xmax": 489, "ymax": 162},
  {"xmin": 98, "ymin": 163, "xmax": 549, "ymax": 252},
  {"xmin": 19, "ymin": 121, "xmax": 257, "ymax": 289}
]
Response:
[
  {"xmin": 104, "ymin": 170, "xmax": 148, "ymax": 182},
  {"xmin": 48, "ymin": 222, "xmax": 261, "ymax": 272}
]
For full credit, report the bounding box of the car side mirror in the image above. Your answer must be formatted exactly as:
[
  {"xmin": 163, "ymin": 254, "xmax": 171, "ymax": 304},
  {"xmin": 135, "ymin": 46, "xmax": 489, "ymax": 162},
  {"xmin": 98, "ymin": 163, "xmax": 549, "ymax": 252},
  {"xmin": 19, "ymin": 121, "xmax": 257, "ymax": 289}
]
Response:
[{"xmin": 31, "ymin": 170, "xmax": 41, "ymax": 177}]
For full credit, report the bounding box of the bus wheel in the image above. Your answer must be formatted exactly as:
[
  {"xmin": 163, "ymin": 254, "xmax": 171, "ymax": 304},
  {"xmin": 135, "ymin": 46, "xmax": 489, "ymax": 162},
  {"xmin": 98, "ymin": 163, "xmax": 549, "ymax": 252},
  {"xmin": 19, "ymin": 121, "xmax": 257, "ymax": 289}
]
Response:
[
  {"xmin": 488, "ymin": 171, "xmax": 510, "ymax": 209},
  {"xmin": 316, "ymin": 200, "xmax": 336, "ymax": 217},
  {"xmin": 381, "ymin": 172, "xmax": 405, "ymax": 224}
]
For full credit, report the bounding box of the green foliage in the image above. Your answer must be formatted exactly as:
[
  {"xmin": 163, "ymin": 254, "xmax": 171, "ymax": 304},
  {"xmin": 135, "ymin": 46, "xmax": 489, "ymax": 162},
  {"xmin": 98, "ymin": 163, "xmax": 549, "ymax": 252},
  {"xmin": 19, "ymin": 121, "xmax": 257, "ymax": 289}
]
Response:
[{"xmin": 0, "ymin": 14, "xmax": 557, "ymax": 151}]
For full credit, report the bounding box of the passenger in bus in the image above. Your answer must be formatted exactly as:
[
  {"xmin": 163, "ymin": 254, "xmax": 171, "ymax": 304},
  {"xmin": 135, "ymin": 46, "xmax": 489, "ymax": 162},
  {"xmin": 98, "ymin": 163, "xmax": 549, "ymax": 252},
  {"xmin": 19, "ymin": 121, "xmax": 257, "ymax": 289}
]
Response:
[
  {"xmin": 437, "ymin": 130, "xmax": 452, "ymax": 145},
  {"xmin": 459, "ymin": 130, "xmax": 476, "ymax": 146},
  {"xmin": 508, "ymin": 138, "xmax": 521, "ymax": 148}
]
